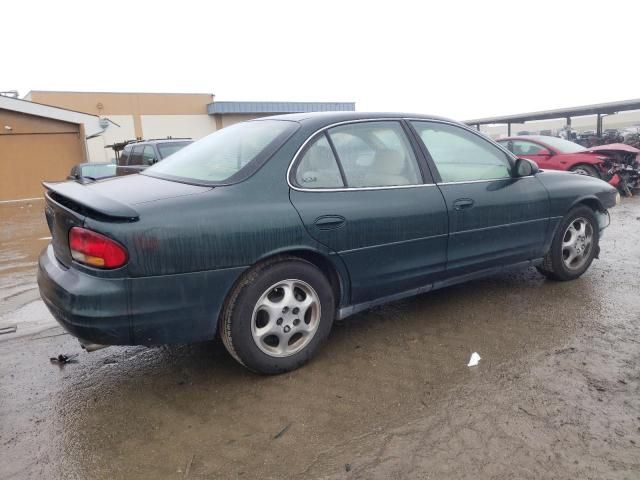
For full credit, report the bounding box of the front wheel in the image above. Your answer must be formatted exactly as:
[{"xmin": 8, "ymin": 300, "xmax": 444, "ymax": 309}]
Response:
[
  {"xmin": 219, "ymin": 257, "xmax": 335, "ymax": 374},
  {"xmin": 570, "ymin": 164, "xmax": 600, "ymax": 178},
  {"xmin": 537, "ymin": 206, "xmax": 599, "ymax": 281}
]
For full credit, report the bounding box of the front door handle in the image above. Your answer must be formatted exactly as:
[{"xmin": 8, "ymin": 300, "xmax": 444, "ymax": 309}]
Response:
[
  {"xmin": 314, "ymin": 215, "xmax": 346, "ymax": 230},
  {"xmin": 453, "ymin": 198, "xmax": 475, "ymax": 210}
]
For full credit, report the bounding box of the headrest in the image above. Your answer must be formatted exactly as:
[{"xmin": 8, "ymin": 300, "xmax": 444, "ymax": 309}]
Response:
[{"xmin": 373, "ymin": 149, "xmax": 405, "ymax": 175}]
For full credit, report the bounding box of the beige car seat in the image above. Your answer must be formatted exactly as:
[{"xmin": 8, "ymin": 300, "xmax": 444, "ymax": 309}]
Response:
[{"xmin": 363, "ymin": 149, "xmax": 412, "ymax": 186}]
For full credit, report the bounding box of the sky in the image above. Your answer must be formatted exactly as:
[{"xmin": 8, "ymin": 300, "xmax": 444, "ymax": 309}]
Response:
[{"xmin": 3, "ymin": 0, "xmax": 639, "ymax": 121}]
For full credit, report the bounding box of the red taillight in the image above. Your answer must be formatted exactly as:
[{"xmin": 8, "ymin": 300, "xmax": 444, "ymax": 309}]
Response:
[{"xmin": 69, "ymin": 227, "xmax": 128, "ymax": 269}]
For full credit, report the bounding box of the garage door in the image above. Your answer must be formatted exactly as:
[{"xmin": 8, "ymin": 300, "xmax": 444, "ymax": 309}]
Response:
[{"xmin": 0, "ymin": 132, "xmax": 84, "ymax": 201}]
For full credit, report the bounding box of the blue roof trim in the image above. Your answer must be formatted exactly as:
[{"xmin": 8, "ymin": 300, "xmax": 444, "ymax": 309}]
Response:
[{"xmin": 208, "ymin": 101, "xmax": 355, "ymax": 115}]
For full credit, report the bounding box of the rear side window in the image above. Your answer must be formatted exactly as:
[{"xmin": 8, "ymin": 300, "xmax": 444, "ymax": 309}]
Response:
[
  {"xmin": 294, "ymin": 135, "xmax": 344, "ymax": 188},
  {"xmin": 327, "ymin": 121, "xmax": 421, "ymax": 188},
  {"xmin": 411, "ymin": 121, "xmax": 512, "ymax": 183},
  {"xmin": 145, "ymin": 120, "xmax": 297, "ymax": 184}
]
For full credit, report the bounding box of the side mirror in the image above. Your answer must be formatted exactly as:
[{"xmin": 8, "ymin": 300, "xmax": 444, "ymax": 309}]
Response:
[
  {"xmin": 536, "ymin": 148, "xmax": 552, "ymax": 156},
  {"xmin": 514, "ymin": 158, "xmax": 540, "ymax": 177}
]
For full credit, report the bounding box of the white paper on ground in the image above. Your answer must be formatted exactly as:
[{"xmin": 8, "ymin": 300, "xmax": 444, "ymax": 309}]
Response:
[{"xmin": 468, "ymin": 352, "xmax": 481, "ymax": 367}]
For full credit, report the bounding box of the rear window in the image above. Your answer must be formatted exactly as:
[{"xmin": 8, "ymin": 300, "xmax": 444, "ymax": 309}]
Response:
[
  {"xmin": 80, "ymin": 164, "xmax": 116, "ymax": 179},
  {"xmin": 144, "ymin": 121, "xmax": 298, "ymax": 184}
]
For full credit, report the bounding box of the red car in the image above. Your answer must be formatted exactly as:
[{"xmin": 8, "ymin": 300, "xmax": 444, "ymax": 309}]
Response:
[{"xmin": 497, "ymin": 136, "xmax": 610, "ymax": 178}]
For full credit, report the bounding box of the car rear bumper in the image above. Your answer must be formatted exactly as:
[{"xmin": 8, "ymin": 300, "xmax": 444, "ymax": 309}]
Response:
[{"xmin": 37, "ymin": 245, "xmax": 246, "ymax": 346}]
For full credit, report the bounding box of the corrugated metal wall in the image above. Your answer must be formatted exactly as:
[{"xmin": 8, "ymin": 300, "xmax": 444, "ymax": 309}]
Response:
[{"xmin": 208, "ymin": 101, "xmax": 355, "ymax": 115}]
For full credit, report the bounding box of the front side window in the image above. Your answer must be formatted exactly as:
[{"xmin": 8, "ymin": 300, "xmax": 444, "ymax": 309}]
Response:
[
  {"xmin": 411, "ymin": 121, "xmax": 512, "ymax": 183},
  {"xmin": 327, "ymin": 121, "xmax": 421, "ymax": 187},
  {"xmin": 509, "ymin": 140, "xmax": 546, "ymax": 156},
  {"xmin": 145, "ymin": 120, "xmax": 297, "ymax": 184},
  {"xmin": 294, "ymin": 134, "xmax": 344, "ymax": 188}
]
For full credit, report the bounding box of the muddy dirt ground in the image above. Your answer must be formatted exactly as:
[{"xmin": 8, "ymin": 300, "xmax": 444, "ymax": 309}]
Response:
[{"xmin": 1, "ymin": 198, "xmax": 639, "ymax": 480}]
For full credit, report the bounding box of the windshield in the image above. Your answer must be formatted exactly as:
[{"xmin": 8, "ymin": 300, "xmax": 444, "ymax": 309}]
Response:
[
  {"xmin": 80, "ymin": 164, "xmax": 116, "ymax": 179},
  {"xmin": 144, "ymin": 120, "xmax": 297, "ymax": 184},
  {"xmin": 536, "ymin": 137, "xmax": 585, "ymax": 154},
  {"xmin": 157, "ymin": 141, "xmax": 192, "ymax": 159}
]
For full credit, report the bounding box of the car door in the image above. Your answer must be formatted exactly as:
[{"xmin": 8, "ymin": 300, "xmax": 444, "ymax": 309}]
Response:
[
  {"xmin": 410, "ymin": 121, "xmax": 550, "ymax": 277},
  {"xmin": 289, "ymin": 120, "xmax": 448, "ymax": 305}
]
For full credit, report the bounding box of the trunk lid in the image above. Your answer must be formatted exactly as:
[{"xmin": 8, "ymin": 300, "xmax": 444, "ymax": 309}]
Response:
[{"xmin": 43, "ymin": 175, "xmax": 210, "ymax": 267}]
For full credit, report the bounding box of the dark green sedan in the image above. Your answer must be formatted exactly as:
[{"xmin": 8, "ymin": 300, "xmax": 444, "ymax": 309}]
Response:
[{"xmin": 38, "ymin": 112, "xmax": 619, "ymax": 374}]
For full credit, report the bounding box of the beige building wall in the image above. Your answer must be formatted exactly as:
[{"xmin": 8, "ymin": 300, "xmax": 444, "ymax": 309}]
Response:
[
  {"xmin": 27, "ymin": 91, "xmax": 214, "ymax": 138},
  {"xmin": 23, "ymin": 92, "xmax": 325, "ymax": 164},
  {"xmin": 217, "ymin": 113, "xmax": 271, "ymax": 129},
  {"xmin": 140, "ymin": 114, "xmax": 217, "ymax": 140},
  {"xmin": 86, "ymin": 136, "xmax": 108, "ymax": 164},
  {"xmin": 103, "ymin": 115, "xmax": 137, "ymax": 143},
  {"xmin": 84, "ymin": 115, "xmax": 137, "ymax": 163}
]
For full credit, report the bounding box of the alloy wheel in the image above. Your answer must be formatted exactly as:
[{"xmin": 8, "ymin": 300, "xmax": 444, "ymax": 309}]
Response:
[
  {"xmin": 562, "ymin": 217, "xmax": 593, "ymax": 270},
  {"xmin": 251, "ymin": 279, "xmax": 321, "ymax": 357}
]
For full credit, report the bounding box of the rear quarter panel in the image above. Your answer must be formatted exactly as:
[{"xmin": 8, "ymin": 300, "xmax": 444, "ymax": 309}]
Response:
[{"xmin": 82, "ymin": 132, "xmax": 324, "ymax": 279}]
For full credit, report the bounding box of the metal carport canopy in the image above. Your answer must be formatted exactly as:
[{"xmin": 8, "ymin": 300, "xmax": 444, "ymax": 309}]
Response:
[{"xmin": 465, "ymin": 98, "xmax": 640, "ymax": 126}]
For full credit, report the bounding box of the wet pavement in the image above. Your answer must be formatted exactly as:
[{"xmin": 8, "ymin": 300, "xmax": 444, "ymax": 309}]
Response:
[{"xmin": 1, "ymin": 198, "xmax": 639, "ymax": 479}]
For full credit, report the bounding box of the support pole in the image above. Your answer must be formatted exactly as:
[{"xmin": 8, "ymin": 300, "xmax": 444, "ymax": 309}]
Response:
[{"xmin": 507, "ymin": 123, "xmax": 511, "ymax": 136}]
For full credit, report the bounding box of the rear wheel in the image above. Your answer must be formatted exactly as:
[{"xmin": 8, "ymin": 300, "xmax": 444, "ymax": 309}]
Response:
[
  {"xmin": 537, "ymin": 206, "xmax": 599, "ymax": 281},
  {"xmin": 219, "ymin": 257, "xmax": 335, "ymax": 374},
  {"xmin": 570, "ymin": 164, "xmax": 600, "ymax": 178}
]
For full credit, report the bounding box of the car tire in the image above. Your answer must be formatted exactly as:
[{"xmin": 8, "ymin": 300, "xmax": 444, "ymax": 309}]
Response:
[
  {"xmin": 536, "ymin": 205, "xmax": 600, "ymax": 281},
  {"xmin": 570, "ymin": 164, "xmax": 600, "ymax": 178},
  {"xmin": 219, "ymin": 256, "xmax": 335, "ymax": 374}
]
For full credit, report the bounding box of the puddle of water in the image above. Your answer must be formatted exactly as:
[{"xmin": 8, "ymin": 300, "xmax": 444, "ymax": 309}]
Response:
[{"xmin": 0, "ymin": 202, "xmax": 53, "ymax": 333}]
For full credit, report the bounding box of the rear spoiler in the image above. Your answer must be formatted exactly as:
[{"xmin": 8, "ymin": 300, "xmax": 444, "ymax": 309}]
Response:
[{"xmin": 43, "ymin": 181, "xmax": 139, "ymax": 221}]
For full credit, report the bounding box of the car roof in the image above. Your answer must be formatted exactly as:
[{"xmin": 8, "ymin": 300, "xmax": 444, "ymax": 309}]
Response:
[
  {"xmin": 254, "ymin": 111, "xmax": 459, "ymax": 128},
  {"xmin": 145, "ymin": 138, "xmax": 192, "ymax": 143},
  {"xmin": 122, "ymin": 113, "xmax": 468, "ymax": 152},
  {"xmin": 123, "ymin": 138, "xmax": 192, "ymax": 149},
  {"xmin": 77, "ymin": 162, "xmax": 115, "ymax": 167}
]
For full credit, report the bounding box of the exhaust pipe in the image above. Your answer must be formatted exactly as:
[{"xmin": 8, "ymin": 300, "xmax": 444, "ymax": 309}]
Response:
[{"xmin": 78, "ymin": 340, "xmax": 108, "ymax": 352}]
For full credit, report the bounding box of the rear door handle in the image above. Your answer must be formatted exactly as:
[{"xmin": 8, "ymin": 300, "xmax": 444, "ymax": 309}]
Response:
[
  {"xmin": 453, "ymin": 198, "xmax": 475, "ymax": 210},
  {"xmin": 314, "ymin": 215, "xmax": 346, "ymax": 230}
]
